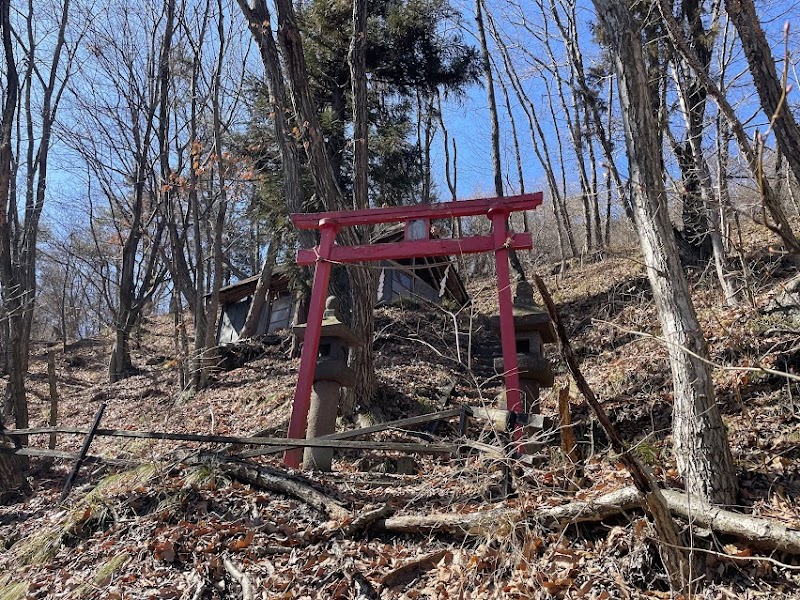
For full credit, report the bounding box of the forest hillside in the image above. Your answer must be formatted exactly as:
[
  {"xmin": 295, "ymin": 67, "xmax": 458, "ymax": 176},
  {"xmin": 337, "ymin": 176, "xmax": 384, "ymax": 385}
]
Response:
[
  {"xmin": 2, "ymin": 0, "xmax": 800, "ymax": 597},
  {"xmin": 1, "ymin": 221, "xmax": 799, "ymax": 599}
]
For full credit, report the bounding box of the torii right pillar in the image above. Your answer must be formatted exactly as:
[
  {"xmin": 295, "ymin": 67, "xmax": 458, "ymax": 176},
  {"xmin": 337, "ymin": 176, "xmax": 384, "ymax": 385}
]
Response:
[{"xmin": 490, "ymin": 280, "xmax": 556, "ymax": 451}]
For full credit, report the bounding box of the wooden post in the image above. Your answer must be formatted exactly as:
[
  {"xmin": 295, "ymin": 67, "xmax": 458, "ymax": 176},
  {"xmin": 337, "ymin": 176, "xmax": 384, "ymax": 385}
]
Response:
[
  {"xmin": 59, "ymin": 402, "xmax": 106, "ymax": 504},
  {"xmin": 558, "ymin": 383, "xmax": 577, "ymax": 465},
  {"xmin": 47, "ymin": 351, "xmax": 58, "ymax": 451}
]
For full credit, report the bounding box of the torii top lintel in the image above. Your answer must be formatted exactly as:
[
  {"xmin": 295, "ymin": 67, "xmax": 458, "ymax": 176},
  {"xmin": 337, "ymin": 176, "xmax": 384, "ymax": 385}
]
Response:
[
  {"xmin": 291, "ymin": 192, "xmax": 542, "ymax": 229},
  {"xmin": 291, "ymin": 193, "xmax": 542, "ymax": 266},
  {"xmin": 283, "ymin": 192, "xmax": 543, "ymax": 468}
]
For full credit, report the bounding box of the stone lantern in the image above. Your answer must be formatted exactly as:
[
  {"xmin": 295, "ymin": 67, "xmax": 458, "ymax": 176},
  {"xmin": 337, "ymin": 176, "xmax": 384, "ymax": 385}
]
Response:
[
  {"xmin": 293, "ymin": 296, "xmax": 362, "ymax": 471},
  {"xmin": 489, "ymin": 279, "xmax": 556, "ymax": 414}
]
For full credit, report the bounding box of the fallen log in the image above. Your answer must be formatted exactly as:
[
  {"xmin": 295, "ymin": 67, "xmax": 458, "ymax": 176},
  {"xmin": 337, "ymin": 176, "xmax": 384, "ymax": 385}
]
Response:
[
  {"xmin": 212, "ymin": 460, "xmax": 350, "ymax": 521},
  {"xmin": 344, "ymin": 504, "xmax": 396, "ymax": 537},
  {"xmin": 378, "ymin": 485, "xmax": 800, "ymax": 555},
  {"xmin": 661, "ymin": 489, "xmax": 800, "ymax": 555}
]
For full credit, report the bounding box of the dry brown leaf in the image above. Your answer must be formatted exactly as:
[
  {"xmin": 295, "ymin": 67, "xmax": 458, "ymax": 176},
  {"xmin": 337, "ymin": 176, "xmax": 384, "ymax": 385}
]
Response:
[
  {"xmin": 154, "ymin": 540, "xmax": 175, "ymax": 563},
  {"xmin": 228, "ymin": 529, "xmax": 254, "ymax": 550}
]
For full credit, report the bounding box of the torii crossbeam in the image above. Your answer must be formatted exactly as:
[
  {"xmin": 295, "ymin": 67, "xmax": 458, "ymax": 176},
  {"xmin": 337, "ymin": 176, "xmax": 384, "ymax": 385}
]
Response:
[{"xmin": 284, "ymin": 193, "xmax": 543, "ymax": 467}]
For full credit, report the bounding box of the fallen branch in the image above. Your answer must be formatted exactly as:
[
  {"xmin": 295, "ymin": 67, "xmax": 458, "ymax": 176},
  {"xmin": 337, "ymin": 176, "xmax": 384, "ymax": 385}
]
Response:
[
  {"xmin": 222, "ymin": 557, "xmax": 254, "ymax": 600},
  {"xmin": 237, "ymin": 408, "xmax": 464, "ymax": 458},
  {"xmin": 212, "ymin": 460, "xmax": 350, "ymax": 521},
  {"xmin": 378, "ymin": 485, "xmax": 800, "ymax": 554},
  {"xmin": 3, "ymin": 427, "xmax": 455, "ymax": 455},
  {"xmin": 344, "ymin": 504, "xmax": 395, "ymax": 537},
  {"xmin": 0, "ymin": 446, "xmax": 136, "ymax": 467},
  {"xmin": 533, "ymin": 274, "xmax": 690, "ymax": 591},
  {"xmin": 60, "ymin": 402, "xmax": 106, "ymax": 504}
]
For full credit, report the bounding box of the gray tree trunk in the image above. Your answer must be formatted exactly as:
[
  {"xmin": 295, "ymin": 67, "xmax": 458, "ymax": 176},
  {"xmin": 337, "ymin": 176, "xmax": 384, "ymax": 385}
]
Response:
[
  {"xmin": 343, "ymin": 0, "xmax": 377, "ymax": 415},
  {"xmin": 239, "ymin": 0, "xmax": 377, "ymax": 415},
  {"xmin": 657, "ymin": 0, "xmax": 799, "ymax": 252},
  {"xmin": 240, "ymin": 234, "xmax": 281, "ymax": 340},
  {"xmin": 592, "ymin": 0, "xmax": 737, "ymax": 505},
  {"xmin": 725, "ymin": 0, "xmax": 800, "ymax": 191}
]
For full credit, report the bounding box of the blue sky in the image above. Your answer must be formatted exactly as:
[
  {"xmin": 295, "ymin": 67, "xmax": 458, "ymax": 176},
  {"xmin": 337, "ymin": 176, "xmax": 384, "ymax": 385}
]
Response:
[
  {"xmin": 432, "ymin": 0, "xmax": 800, "ymax": 203},
  {"xmin": 38, "ymin": 0, "xmax": 800, "ymax": 238}
]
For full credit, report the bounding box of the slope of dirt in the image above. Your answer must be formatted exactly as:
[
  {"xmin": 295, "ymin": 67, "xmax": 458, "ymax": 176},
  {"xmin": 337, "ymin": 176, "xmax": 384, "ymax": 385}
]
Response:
[{"xmin": 2, "ymin": 231, "xmax": 800, "ymax": 599}]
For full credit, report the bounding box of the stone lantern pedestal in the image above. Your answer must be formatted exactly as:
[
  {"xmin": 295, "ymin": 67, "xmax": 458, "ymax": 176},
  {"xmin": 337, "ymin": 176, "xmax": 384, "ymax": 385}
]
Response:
[
  {"xmin": 293, "ymin": 297, "xmax": 361, "ymax": 471},
  {"xmin": 489, "ymin": 280, "xmax": 556, "ymax": 451}
]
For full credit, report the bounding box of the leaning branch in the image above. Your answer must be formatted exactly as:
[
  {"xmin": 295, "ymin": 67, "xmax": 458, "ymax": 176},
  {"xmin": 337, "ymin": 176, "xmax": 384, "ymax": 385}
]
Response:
[{"xmin": 533, "ymin": 274, "xmax": 690, "ymax": 588}]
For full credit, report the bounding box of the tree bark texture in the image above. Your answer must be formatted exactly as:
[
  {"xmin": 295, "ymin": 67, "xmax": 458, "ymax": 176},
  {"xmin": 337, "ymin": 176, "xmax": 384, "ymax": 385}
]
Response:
[
  {"xmin": 349, "ymin": 0, "xmax": 368, "ymax": 213},
  {"xmin": 476, "ymin": 0, "xmax": 503, "ymax": 199},
  {"xmin": 241, "ymin": 0, "xmax": 377, "ymax": 413},
  {"xmin": 343, "ymin": 265, "xmax": 377, "ymax": 415},
  {"xmin": 199, "ymin": 6, "xmax": 231, "ymax": 389},
  {"xmin": 273, "ymin": 0, "xmax": 347, "ymax": 216},
  {"xmin": 0, "ymin": 424, "xmax": 27, "ymax": 498},
  {"xmin": 0, "ymin": 0, "xmax": 27, "ymax": 436},
  {"xmin": 379, "ymin": 486, "xmax": 800, "ymax": 554},
  {"xmin": 235, "ymin": 0, "xmax": 308, "ymax": 248},
  {"xmin": 592, "ymin": 0, "xmax": 737, "ymax": 505}
]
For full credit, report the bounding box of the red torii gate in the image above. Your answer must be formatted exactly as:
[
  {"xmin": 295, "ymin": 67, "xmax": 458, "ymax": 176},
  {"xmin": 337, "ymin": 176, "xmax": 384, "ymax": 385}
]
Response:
[{"xmin": 284, "ymin": 192, "xmax": 543, "ymax": 468}]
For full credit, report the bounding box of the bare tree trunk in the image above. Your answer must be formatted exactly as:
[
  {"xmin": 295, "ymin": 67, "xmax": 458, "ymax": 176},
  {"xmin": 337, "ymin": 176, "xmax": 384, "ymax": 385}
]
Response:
[
  {"xmin": 0, "ymin": 0, "xmax": 24, "ymax": 436},
  {"xmin": 0, "ymin": 410, "xmax": 26, "ymax": 496},
  {"xmin": 0, "ymin": 0, "xmax": 72, "ymax": 430},
  {"xmin": 593, "ymin": 0, "xmax": 737, "ymax": 505},
  {"xmin": 657, "ymin": 0, "xmax": 799, "ymax": 252},
  {"xmin": 436, "ymin": 93, "xmax": 464, "ymax": 252},
  {"xmin": 343, "ymin": 0, "xmax": 377, "ymax": 415},
  {"xmin": 273, "ymin": 0, "xmax": 347, "ymax": 212},
  {"xmin": 543, "ymin": 79, "xmax": 578, "ymax": 257},
  {"xmin": 476, "ymin": 3, "xmax": 528, "ymax": 281},
  {"xmin": 485, "ymin": 12, "xmax": 573, "ymax": 261},
  {"xmin": 198, "ymin": 0, "xmax": 231, "ymax": 389},
  {"xmin": 476, "ymin": 0, "xmax": 503, "ymax": 198},
  {"xmin": 497, "ymin": 77, "xmax": 529, "ymax": 231},
  {"xmin": 240, "ymin": 234, "xmax": 281, "ymax": 340},
  {"xmin": 171, "ymin": 293, "xmax": 187, "ymax": 390},
  {"xmin": 584, "ymin": 105, "xmax": 602, "ymax": 249},
  {"xmin": 670, "ymin": 51, "xmax": 739, "ymax": 304},
  {"xmin": 350, "ymin": 0, "xmax": 368, "ymax": 213},
  {"xmin": 241, "ymin": 0, "xmax": 377, "ymax": 412},
  {"xmin": 110, "ymin": 0, "xmax": 174, "ymax": 383},
  {"xmin": 604, "ymin": 77, "xmax": 615, "ymax": 246},
  {"xmin": 540, "ymin": 5, "xmax": 594, "ymax": 254},
  {"xmin": 436, "ymin": 93, "xmax": 458, "ymax": 204},
  {"xmin": 725, "ymin": 0, "xmax": 800, "ymax": 188},
  {"xmin": 235, "ymin": 0, "xmax": 305, "ymax": 222},
  {"xmin": 550, "ymin": 0, "xmax": 635, "ymax": 226}
]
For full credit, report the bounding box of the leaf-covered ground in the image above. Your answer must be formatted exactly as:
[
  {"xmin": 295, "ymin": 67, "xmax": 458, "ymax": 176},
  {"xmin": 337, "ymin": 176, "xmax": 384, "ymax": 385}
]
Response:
[{"xmin": 2, "ymin": 228, "xmax": 800, "ymax": 599}]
